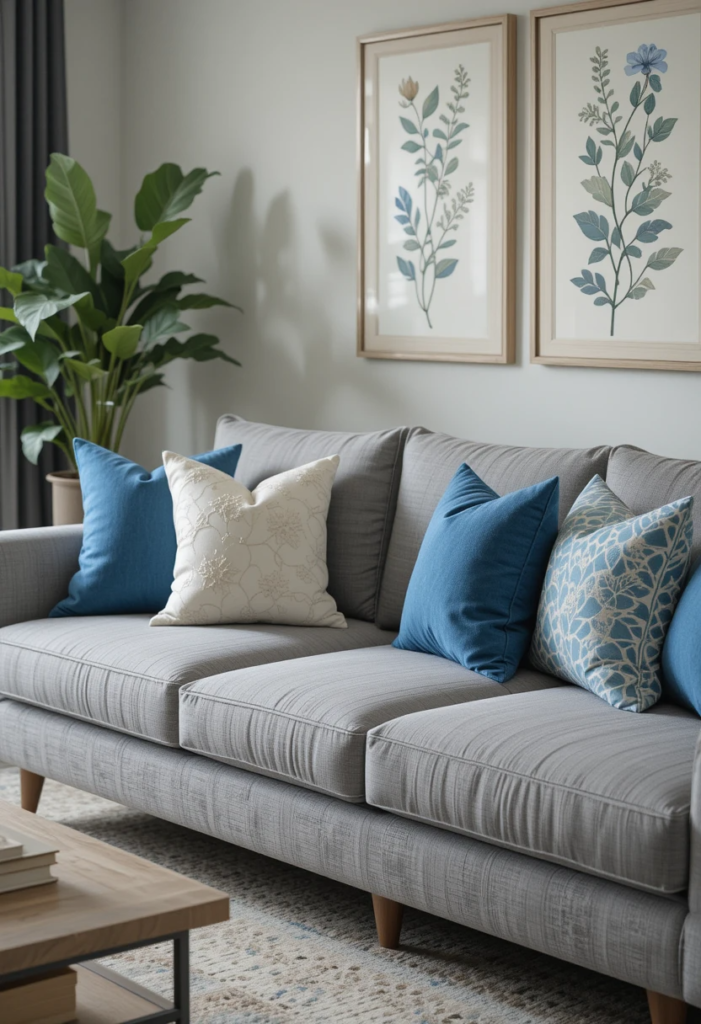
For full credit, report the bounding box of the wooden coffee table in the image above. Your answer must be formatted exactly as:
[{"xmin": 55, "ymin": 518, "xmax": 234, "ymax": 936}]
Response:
[{"xmin": 0, "ymin": 800, "xmax": 229, "ymax": 1023}]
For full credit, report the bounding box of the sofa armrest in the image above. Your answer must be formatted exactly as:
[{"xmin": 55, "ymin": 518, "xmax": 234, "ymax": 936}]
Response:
[
  {"xmin": 0, "ymin": 526, "xmax": 82, "ymax": 627},
  {"xmin": 691, "ymin": 732, "xmax": 701, "ymax": 912}
]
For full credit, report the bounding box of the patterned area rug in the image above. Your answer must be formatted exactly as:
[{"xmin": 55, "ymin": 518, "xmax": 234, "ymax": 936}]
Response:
[{"xmin": 0, "ymin": 769, "xmax": 669, "ymax": 1023}]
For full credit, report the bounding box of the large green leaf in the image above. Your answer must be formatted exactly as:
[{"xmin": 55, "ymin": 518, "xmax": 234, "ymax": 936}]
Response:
[
  {"xmin": 44, "ymin": 154, "xmax": 110, "ymax": 267},
  {"xmin": 178, "ymin": 292, "xmax": 241, "ymax": 311},
  {"xmin": 121, "ymin": 245, "xmax": 156, "ymax": 292},
  {"xmin": 14, "ymin": 337, "xmax": 61, "ymax": 387},
  {"xmin": 14, "ymin": 290, "xmax": 89, "ymax": 341},
  {"xmin": 148, "ymin": 332, "xmax": 240, "ymax": 368},
  {"xmin": 0, "ymin": 326, "xmax": 31, "ymax": 355},
  {"xmin": 21, "ymin": 422, "xmax": 64, "ymax": 465},
  {"xmin": 0, "ymin": 376, "xmax": 52, "ymax": 400},
  {"xmin": 150, "ymin": 218, "xmax": 190, "ymax": 244},
  {"xmin": 0, "ymin": 307, "xmax": 18, "ymax": 324},
  {"xmin": 11, "ymin": 260, "xmax": 47, "ymax": 289},
  {"xmin": 134, "ymin": 164, "xmax": 218, "ymax": 231},
  {"xmin": 127, "ymin": 287, "xmax": 180, "ymax": 327},
  {"xmin": 43, "ymin": 245, "xmax": 96, "ymax": 300},
  {"xmin": 63, "ymin": 358, "xmax": 108, "ymax": 381},
  {"xmin": 141, "ymin": 304, "xmax": 189, "ymax": 345},
  {"xmin": 145, "ymin": 271, "xmax": 203, "ymax": 293},
  {"xmin": 102, "ymin": 324, "xmax": 143, "ymax": 359},
  {"xmin": 0, "ymin": 267, "xmax": 23, "ymax": 297}
]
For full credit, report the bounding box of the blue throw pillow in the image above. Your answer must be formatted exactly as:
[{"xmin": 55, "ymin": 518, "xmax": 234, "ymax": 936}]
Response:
[
  {"xmin": 393, "ymin": 464, "xmax": 559, "ymax": 682},
  {"xmin": 51, "ymin": 439, "xmax": 242, "ymax": 617},
  {"xmin": 662, "ymin": 560, "xmax": 701, "ymax": 716}
]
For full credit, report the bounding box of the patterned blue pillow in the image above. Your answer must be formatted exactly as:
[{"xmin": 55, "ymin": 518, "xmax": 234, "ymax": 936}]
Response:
[{"xmin": 530, "ymin": 475, "xmax": 693, "ymax": 712}]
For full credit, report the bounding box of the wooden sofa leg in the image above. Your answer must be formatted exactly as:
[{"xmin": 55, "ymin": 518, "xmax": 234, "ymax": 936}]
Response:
[
  {"xmin": 372, "ymin": 894, "xmax": 404, "ymax": 949},
  {"xmin": 647, "ymin": 990, "xmax": 687, "ymax": 1024},
  {"xmin": 20, "ymin": 769, "xmax": 44, "ymax": 813}
]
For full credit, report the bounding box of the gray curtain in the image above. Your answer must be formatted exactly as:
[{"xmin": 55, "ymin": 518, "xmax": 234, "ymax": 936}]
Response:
[{"xmin": 0, "ymin": 0, "xmax": 68, "ymax": 529}]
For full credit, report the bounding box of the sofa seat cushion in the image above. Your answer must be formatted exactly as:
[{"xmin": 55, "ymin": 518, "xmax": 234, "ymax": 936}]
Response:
[
  {"xmin": 365, "ymin": 687, "xmax": 701, "ymax": 894},
  {"xmin": 0, "ymin": 615, "xmax": 394, "ymax": 747},
  {"xmin": 179, "ymin": 648, "xmax": 561, "ymax": 801}
]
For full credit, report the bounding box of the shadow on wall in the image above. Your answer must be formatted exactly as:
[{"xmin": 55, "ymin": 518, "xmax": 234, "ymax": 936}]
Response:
[{"xmin": 185, "ymin": 168, "xmax": 406, "ymax": 439}]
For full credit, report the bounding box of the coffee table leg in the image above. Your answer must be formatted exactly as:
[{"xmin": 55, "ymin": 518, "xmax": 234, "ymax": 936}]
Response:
[{"xmin": 173, "ymin": 932, "xmax": 190, "ymax": 1023}]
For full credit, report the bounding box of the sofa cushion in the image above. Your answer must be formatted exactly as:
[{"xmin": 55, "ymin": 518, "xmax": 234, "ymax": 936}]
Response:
[
  {"xmin": 607, "ymin": 445, "xmax": 701, "ymax": 563},
  {"xmin": 0, "ymin": 615, "xmax": 394, "ymax": 747},
  {"xmin": 214, "ymin": 416, "xmax": 408, "ymax": 621},
  {"xmin": 179, "ymin": 648, "xmax": 561, "ymax": 801},
  {"xmin": 365, "ymin": 687, "xmax": 701, "ymax": 894},
  {"xmin": 376, "ymin": 430, "xmax": 610, "ymax": 630}
]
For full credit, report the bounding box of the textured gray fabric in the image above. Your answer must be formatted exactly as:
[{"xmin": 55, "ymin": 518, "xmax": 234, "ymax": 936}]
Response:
[
  {"xmin": 691, "ymin": 732, "xmax": 701, "ymax": 912},
  {"xmin": 0, "ymin": 526, "xmax": 82, "ymax": 627},
  {"xmin": 214, "ymin": 416, "xmax": 408, "ymax": 622},
  {"xmin": 180, "ymin": 650, "xmax": 560, "ymax": 801},
  {"xmin": 608, "ymin": 445, "xmax": 701, "ymax": 561},
  {"xmin": 376, "ymin": 430, "xmax": 611, "ymax": 630},
  {"xmin": 683, "ymin": 913, "xmax": 701, "ymax": 1006},
  {"xmin": 0, "ymin": 615, "xmax": 394, "ymax": 746},
  {"xmin": 0, "ymin": 699, "xmax": 687, "ymax": 1001},
  {"xmin": 366, "ymin": 687, "xmax": 701, "ymax": 894}
]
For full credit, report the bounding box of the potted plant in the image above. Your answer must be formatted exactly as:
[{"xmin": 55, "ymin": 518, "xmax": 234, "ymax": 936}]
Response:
[{"xmin": 0, "ymin": 154, "xmax": 240, "ymax": 524}]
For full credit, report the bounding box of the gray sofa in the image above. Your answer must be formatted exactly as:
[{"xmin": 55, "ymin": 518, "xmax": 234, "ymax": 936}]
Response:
[{"xmin": 0, "ymin": 415, "xmax": 699, "ymax": 1024}]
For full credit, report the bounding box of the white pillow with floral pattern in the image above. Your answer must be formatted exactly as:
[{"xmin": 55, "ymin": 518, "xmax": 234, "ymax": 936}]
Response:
[{"xmin": 151, "ymin": 452, "xmax": 346, "ymax": 628}]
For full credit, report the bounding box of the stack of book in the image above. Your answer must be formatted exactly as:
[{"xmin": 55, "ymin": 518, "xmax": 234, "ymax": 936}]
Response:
[{"xmin": 0, "ymin": 826, "xmax": 57, "ymax": 894}]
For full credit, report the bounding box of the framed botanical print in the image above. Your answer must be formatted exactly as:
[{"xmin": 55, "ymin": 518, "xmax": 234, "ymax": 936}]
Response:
[
  {"xmin": 357, "ymin": 15, "xmax": 516, "ymax": 363},
  {"xmin": 532, "ymin": 0, "xmax": 701, "ymax": 370}
]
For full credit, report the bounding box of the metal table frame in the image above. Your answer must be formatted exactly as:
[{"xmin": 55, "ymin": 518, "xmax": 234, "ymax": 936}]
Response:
[{"xmin": 0, "ymin": 930, "xmax": 190, "ymax": 1024}]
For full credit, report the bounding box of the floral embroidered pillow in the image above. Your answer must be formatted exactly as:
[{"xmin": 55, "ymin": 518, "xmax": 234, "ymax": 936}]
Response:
[{"xmin": 151, "ymin": 453, "xmax": 346, "ymax": 629}]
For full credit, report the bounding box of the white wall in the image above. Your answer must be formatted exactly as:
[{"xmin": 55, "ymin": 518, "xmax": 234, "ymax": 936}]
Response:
[{"xmin": 65, "ymin": 0, "xmax": 701, "ymax": 466}]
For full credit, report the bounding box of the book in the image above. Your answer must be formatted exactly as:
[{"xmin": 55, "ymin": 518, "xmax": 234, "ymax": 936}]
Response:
[
  {"xmin": 0, "ymin": 834, "xmax": 23, "ymax": 863},
  {"xmin": 0, "ymin": 865, "xmax": 56, "ymax": 894},
  {"xmin": 0, "ymin": 825, "xmax": 57, "ymax": 875}
]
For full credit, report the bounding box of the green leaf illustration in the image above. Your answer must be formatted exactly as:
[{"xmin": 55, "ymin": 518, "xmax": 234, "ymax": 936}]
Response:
[
  {"xmin": 623, "ymin": 244, "xmax": 642, "ymax": 259},
  {"xmin": 435, "ymin": 258, "xmax": 458, "ymax": 279},
  {"xmin": 581, "ymin": 176, "xmax": 613, "ymax": 207},
  {"xmin": 649, "ymin": 73, "xmax": 662, "ymax": 93},
  {"xmin": 400, "ymin": 117, "xmax": 419, "ymax": 135},
  {"xmin": 644, "ymin": 94, "xmax": 656, "ymax": 115},
  {"xmin": 403, "ymin": 240, "xmax": 421, "ymax": 251},
  {"xmin": 647, "ymin": 246, "xmax": 683, "ymax": 270},
  {"xmin": 422, "ymin": 87, "xmax": 439, "ymax": 119},
  {"xmin": 401, "ymin": 141, "xmax": 421, "ymax": 153},
  {"xmin": 620, "ymin": 161, "xmax": 635, "ymax": 187},
  {"xmin": 616, "ymin": 131, "xmax": 635, "ymax": 158},
  {"xmin": 630, "ymin": 81, "xmax": 641, "ymax": 106},
  {"xmin": 574, "ymin": 210, "xmax": 608, "ymax": 241},
  {"xmin": 631, "ymin": 188, "xmax": 671, "ymax": 215},
  {"xmin": 648, "ymin": 117, "xmax": 677, "ymax": 143},
  {"xmin": 588, "ymin": 247, "xmax": 608, "ymax": 264},
  {"xmin": 445, "ymin": 157, "xmax": 459, "ymax": 175}
]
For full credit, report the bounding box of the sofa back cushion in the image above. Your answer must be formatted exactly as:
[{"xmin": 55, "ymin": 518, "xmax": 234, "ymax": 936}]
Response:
[
  {"xmin": 376, "ymin": 429, "xmax": 610, "ymax": 630},
  {"xmin": 214, "ymin": 415, "xmax": 408, "ymax": 621},
  {"xmin": 607, "ymin": 445, "xmax": 701, "ymax": 562}
]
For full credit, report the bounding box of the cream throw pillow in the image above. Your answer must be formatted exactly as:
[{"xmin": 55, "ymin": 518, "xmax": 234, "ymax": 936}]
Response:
[{"xmin": 151, "ymin": 452, "xmax": 346, "ymax": 628}]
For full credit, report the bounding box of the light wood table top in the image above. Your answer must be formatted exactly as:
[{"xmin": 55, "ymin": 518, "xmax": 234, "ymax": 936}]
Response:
[{"xmin": 0, "ymin": 799, "xmax": 229, "ymax": 977}]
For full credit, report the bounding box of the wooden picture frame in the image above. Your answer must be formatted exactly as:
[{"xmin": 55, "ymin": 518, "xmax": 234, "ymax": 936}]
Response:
[
  {"xmin": 532, "ymin": 0, "xmax": 701, "ymax": 370},
  {"xmin": 357, "ymin": 15, "xmax": 516, "ymax": 363}
]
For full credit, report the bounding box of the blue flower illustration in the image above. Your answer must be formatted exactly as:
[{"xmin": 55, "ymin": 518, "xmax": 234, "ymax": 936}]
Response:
[{"xmin": 625, "ymin": 44, "xmax": 668, "ymax": 76}]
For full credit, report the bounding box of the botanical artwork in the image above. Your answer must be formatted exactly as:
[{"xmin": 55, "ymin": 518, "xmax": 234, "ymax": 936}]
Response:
[
  {"xmin": 394, "ymin": 68, "xmax": 474, "ymax": 328},
  {"xmin": 570, "ymin": 41, "xmax": 682, "ymax": 335}
]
